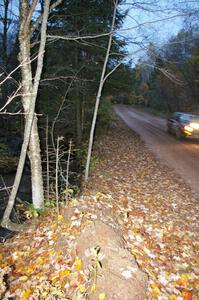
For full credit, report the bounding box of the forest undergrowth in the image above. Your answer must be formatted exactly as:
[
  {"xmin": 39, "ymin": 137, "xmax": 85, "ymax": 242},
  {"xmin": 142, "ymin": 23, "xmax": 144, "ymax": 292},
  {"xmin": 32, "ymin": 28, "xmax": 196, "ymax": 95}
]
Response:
[{"xmin": 0, "ymin": 118, "xmax": 198, "ymax": 300}]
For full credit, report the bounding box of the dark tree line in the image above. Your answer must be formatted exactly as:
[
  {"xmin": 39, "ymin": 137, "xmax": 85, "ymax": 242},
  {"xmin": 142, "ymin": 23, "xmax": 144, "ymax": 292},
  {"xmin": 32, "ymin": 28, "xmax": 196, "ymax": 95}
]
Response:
[
  {"xmin": 131, "ymin": 25, "xmax": 199, "ymax": 114},
  {"xmin": 0, "ymin": 0, "xmax": 133, "ymax": 141}
]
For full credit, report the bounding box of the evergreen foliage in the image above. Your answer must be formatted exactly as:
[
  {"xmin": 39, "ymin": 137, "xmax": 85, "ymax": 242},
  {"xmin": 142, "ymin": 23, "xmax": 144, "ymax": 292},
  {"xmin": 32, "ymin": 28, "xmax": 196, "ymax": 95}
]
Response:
[{"xmin": 38, "ymin": 0, "xmax": 129, "ymax": 144}]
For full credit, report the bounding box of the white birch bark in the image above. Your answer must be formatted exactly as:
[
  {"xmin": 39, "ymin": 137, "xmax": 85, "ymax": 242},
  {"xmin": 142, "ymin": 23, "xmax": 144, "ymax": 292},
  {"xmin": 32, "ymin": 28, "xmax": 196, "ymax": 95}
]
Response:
[
  {"xmin": 1, "ymin": 0, "xmax": 50, "ymax": 230},
  {"xmin": 28, "ymin": 117, "xmax": 44, "ymax": 208}
]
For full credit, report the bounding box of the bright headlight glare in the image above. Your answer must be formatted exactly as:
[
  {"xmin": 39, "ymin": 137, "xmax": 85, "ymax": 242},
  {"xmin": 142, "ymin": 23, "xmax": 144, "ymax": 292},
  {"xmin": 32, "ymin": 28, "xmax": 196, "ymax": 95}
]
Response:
[
  {"xmin": 184, "ymin": 125, "xmax": 193, "ymax": 132},
  {"xmin": 190, "ymin": 122, "xmax": 199, "ymax": 129}
]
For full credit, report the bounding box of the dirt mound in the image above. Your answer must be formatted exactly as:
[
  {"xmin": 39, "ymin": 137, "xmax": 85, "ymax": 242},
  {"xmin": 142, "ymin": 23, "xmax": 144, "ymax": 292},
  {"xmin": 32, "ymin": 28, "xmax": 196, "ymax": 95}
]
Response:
[{"xmin": 76, "ymin": 221, "xmax": 148, "ymax": 300}]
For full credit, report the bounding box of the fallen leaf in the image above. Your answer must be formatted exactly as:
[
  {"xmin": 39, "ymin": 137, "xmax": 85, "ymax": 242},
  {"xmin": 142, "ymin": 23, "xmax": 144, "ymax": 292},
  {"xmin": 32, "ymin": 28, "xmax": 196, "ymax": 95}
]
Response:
[
  {"xmin": 182, "ymin": 291, "xmax": 192, "ymax": 300},
  {"xmin": 19, "ymin": 289, "xmax": 32, "ymax": 300},
  {"xmin": 91, "ymin": 283, "xmax": 96, "ymax": 293},
  {"xmin": 99, "ymin": 292, "xmax": 106, "ymax": 300},
  {"xmin": 74, "ymin": 256, "xmax": 82, "ymax": 271}
]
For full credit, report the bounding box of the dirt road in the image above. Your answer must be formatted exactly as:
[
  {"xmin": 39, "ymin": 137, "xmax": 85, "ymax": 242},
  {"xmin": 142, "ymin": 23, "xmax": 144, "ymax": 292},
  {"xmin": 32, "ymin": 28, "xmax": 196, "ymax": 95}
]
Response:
[{"xmin": 114, "ymin": 105, "xmax": 199, "ymax": 195}]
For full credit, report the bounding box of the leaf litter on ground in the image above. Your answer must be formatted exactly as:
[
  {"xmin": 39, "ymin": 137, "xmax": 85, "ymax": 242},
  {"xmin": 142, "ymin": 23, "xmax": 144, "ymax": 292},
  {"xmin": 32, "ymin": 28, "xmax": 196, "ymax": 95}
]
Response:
[{"xmin": 0, "ymin": 118, "xmax": 198, "ymax": 300}]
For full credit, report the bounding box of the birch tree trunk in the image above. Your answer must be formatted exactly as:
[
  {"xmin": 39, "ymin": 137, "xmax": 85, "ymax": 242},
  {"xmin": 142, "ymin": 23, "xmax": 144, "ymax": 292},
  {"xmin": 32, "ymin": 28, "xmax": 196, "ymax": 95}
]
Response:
[
  {"xmin": 19, "ymin": 0, "xmax": 45, "ymax": 210},
  {"xmin": 1, "ymin": 0, "xmax": 50, "ymax": 230},
  {"xmin": 84, "ymin": 0, "xmax": 118, "ymax": 182},
  {"xmin": 29, "ymin": 117, "xmax": 44, "ymax": 208}
]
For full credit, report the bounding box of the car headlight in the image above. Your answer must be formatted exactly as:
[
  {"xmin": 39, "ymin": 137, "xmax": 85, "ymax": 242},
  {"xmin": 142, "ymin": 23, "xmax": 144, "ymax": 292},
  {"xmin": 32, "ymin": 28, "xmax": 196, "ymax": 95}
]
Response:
[
  {"xmin": 184, "ymin": 125, "xmax": 193, "ymax": 132},
  {"xmin": 190, "ymin": 122, "xmax": 199, "ymax": 129}
]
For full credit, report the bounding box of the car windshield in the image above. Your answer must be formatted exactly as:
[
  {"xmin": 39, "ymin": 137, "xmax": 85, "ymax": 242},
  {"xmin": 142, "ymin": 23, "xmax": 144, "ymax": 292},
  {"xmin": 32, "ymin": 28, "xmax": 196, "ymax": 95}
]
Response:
[{"xmin": 180, "ymin": 114, "xmax": 199, "ymax": 123}]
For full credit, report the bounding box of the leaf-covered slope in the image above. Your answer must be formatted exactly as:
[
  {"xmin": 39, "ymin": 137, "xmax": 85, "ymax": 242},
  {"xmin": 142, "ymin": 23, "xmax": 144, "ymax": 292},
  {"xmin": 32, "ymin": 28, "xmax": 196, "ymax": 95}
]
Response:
[{"xmin": 0, "ymin": 118, "xmax": 198, "ymax": 299}]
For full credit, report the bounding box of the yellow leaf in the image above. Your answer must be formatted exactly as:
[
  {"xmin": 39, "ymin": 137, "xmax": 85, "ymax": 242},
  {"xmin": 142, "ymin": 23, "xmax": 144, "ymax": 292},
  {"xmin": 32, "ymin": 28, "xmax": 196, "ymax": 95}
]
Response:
[
  {"xmin": 69, "ymin": 199, "xmax": 78, "ymax": 207},
  {"xmin": 79, "ymin": 285, "xmax": 86, "ymax": 293},
  {"xmin": 51, "ymin": 277, "xmax": 59, "ymax": 285},
  {"xmin": 36, "ymin": 257, "xmax": 43, "ymax": 265},
  {"xmin": 54, "ymin": 290, "xmax": 65, "ymax": 297},
  {"xmin": 49, "ymin": 249, "xmax": 55, "ymax": 255},
  {"xmin": 91, "ymin": 283, "xmax": 96, "ymax": 293},
  {"xmin": 20, "ymin": 275, "xmax": 28, "ymax": 282},
  {"xmin": 52, "ymin": 221, "xmax": 57, "ymax": 228},
  {"xmin": 130, "ymin": 226, "xmax": 139, "ymax": 234},
  {"xmin": 99, "ymin": 292, "xmax": 106, "ymax": 300},
  {"xmin": 20, "ymin": 289, "xmax": 32, "ymax": 300},
  {"xmin": 58, "ymin": 214, "xmax": 63, "ymax": 221},
  {"xmin": 25, "ymin": 264, "xmax": 36, "ymax": 275},
  {"xmin": 170, "ymin": 296, "xmax": 178, "ymax": 300},
  {"xmin": 181, "ymin": 274, "xmax": 189, "ymax": 281},
  {"xmin": 131, "ymin": 250, "xmax": 139, "ymax": 258},
  {"xmin": 56, "ymin": 249, "xmax": 63, "ymax": 256},
  {"xmin": 1, "ymin": 262, "xmax": 8, "ymax": 268},
  {"xmin": 74, "ymin": 256, "xmax": 82, "ymax": 271},
  {"xmin": 151, "ymin": 283, "xmax": 161, "ymax": 296},
  {"xmin": 146, "ymin": 196, "xmax": 152, "ymax": 202},
  {"xmin": 59, "ymin": 269, "xmax": 70, "ymax": 277}
]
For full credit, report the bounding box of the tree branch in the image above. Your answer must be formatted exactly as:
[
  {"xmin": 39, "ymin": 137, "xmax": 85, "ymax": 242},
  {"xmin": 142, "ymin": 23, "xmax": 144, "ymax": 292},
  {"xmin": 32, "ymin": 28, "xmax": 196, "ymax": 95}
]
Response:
[
  {"xmin": 31, "ymin": 0, "xmax": 62, "ymax": 34},
  {"xmin": 26, "ymin": 0, "xmax": 39, "ymax": 27},
  {"xmin": 85, "ymin": 0, "xmax": 118, "ymax": 182}
]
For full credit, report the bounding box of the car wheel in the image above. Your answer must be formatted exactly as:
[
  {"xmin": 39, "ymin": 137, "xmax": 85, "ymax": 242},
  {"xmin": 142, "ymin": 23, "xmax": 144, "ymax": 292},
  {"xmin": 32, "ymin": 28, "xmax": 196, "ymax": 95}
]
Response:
[
  {"xmin": 175, "ymin": 129, "xmax": 185, "ymax": 139},
  {"xmin": 167, "ymin": 126, "xmax": 172, "ymax": 134}
]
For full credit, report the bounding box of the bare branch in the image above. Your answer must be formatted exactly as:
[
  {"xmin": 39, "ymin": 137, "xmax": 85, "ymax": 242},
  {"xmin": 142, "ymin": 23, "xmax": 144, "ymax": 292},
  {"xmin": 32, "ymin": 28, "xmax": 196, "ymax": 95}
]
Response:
[
  {"xmin": 50, "ymin": 66, "xmax": 85, "ymax": 151},
  {"xmin": 159, "ymin": 67, "xmax": 185, "ymax": 85},
  {"xmin": 0, "ymin": 111, "xmax": 43, "ymax": 116},
  {"xmin": 0, "ymin": 85, "xmax": 22, "ymax": 112},
  {"xmin": 47, "ymin": 31, "xmax": 111, "ymax": 41},
  {"xmin": 26, "ymin": 0, "xmax": 39, "ymax": 27},
  {"xmin": 0, "ymin": 186, "xmax": 13, "ymax": 191},
  {"xmin": 103, "ymin": 60, "xmax": 124, "ymax": 83},
  {"xmin": 118, "ymin": 12, "xmax": 196, "ymax": 33},
  {"xmin": 46, "ymin": 12, "xmax": 194, "ymax": 44},
  {"xmin": 31, "ymin": 0, "xmax": 62, "ymax": 34},
  {"xmin": 0, "ymin": 64, "xmax": 21, "ymax": 86},
  {"xmin": 0, "ymin": 53, "xmax": 40, "ymax": 87}
]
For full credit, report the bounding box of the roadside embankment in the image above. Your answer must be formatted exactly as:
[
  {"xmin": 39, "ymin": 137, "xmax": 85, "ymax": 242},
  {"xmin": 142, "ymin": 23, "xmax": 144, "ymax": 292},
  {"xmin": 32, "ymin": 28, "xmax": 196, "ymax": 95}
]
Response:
[{"xmin": 0, "ymin": 118, "xmax": 198, "ymax": 299}]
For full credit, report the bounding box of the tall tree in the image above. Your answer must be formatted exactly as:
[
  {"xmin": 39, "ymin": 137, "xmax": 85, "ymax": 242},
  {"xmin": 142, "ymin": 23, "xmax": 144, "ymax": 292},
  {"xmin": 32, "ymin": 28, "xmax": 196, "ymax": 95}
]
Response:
[
  {"xmin": 1, "ymin": 0, "xmax": 53, "ymax": 230},
  {"xmin": 85, "ymin": 0, "xmax": 119, "ymax": 181}
]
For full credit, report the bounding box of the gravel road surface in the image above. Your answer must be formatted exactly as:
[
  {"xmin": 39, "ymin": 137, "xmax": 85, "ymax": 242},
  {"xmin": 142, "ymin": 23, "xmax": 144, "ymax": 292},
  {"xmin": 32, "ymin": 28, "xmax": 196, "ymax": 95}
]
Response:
[{"xmin": 114, "ymin": 104, "xmax": 199, "ymax": 195}]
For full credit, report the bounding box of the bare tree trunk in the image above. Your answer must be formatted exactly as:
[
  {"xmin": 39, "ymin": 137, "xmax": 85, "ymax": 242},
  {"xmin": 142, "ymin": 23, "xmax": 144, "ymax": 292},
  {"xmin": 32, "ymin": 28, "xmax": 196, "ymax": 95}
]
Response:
[
  {"xmin": 1, "ymin": 0, "xmax": 10, "ymax": 117},
  {"xmin": 1, "ymin": 0, "xmax": 50, "ymax": 230},
  {"xmin": 2, "ymin": 0, "xmax": 9, "ymax": 63},
  {"xmin": 84, "ymin": 0, "xmax": 118, "ymax": 182},
  {"xmin": 76, "ymin": 90, "xmax": 82, "ymax": 144},
  {"xmin": 19, "ymin": 0, "xmax": 45, "ymax": 210},
  {"xmin": 55, "ymin": 137, "xmax": 60, "ymax": 215},
  {"xmin": 28, "ymin": 117, "xmax": 44, "ymax": 208},
  {"xmin": 46, "ymin": 115, "xmax": 50, "ymax": 202}
]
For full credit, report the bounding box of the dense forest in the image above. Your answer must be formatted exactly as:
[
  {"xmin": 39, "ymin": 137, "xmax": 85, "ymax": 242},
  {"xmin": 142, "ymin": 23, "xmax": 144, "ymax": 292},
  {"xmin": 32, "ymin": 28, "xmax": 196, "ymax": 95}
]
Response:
[
  {"xmin": 0, "ymin": 0, "xmax": 135, "ymax": 228},
  {"xmin": 0, "ymin": 0, "xmax": 199, "ymax": 229}
]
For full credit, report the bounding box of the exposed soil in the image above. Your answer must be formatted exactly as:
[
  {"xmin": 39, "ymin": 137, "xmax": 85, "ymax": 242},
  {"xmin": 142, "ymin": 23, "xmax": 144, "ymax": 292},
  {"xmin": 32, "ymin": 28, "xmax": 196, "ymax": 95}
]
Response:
[{"xmin": 0, "ymin": 118, "xmax": 198, "ymax": 299}]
